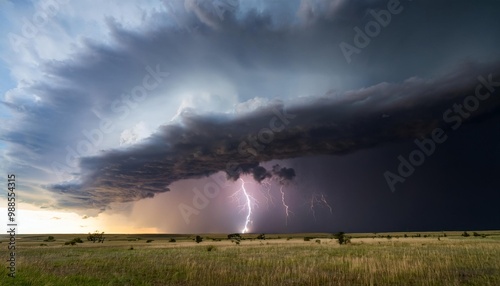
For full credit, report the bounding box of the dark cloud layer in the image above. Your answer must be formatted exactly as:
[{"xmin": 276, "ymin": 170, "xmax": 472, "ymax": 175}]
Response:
[
  {"xmin": 48, "ymin": 61, "xmax": 500, "ymax": 209},
  {"xmin": 1, "ymin": 0, "xmax": 499, "ymax": 234}
]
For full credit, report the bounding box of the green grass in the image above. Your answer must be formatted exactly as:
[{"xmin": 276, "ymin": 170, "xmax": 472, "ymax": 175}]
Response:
[{"xmin": 1, "ymin": 232, "xmax": 499, "ymax": 285}]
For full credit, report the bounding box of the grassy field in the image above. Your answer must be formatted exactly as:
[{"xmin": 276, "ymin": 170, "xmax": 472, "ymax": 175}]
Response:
[{"xmin": 1, "ymin": 231, "xmax": 500, "ymax": 285}]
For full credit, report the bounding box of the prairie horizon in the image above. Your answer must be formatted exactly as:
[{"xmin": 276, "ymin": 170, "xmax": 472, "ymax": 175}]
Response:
[
  {"xmin": 2, "ymin": 231, "xmax": 500, "ymax": 285},
  {"xmin": 2, "ymin": 0, "xmax": 500, "ymax": 284}
]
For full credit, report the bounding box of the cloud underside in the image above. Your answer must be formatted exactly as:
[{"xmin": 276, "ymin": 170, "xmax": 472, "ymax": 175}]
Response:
[{"xmin": 49, "ymin": 61, "xmax": 500, "ymax": 210}]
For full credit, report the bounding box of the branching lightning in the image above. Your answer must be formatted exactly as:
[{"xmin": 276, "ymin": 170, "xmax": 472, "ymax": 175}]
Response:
[
  {"xmin": 240, "ymin": 178, "xmax": 252, "ymax": 233},
  {"xmin": 228, "ymin": 173, "xmax": 331, "ymax": 232},
  {"xmin": 260, "ymin": 180, "xmax": 275, "ymax": 208},
  {"xmin": 229, "ymin": 178, "xmax": 258, "ymax": 233},
  {"xmin": 309, "ymin": 193, "xmax": 333, "ymax": 222},
  {"xmin": 260, "ymin": 178, "xmax": 293, "ymax": 225}
]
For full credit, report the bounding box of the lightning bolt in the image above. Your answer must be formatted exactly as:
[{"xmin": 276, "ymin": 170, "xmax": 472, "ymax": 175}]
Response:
[
  {"xmin": 309, "ymin": 193, "xmax": 333, "ymax": 221},
  {"xmin": 320, "ymin": 194, "xmax": 333, "ymax": 214},
  {"xmin": 262, "ymin": 178, "xmax": 293, "ymax": 226},
  {"xmin": 240, "ymin": 178, "xmax": 252, "ymax": 233},
  {"xmin": 309, "ymin": 195, "xmax": 317, "ymax": 222},
  {"xmin": 260, "ymin": 180, "xmax": 275, "ymax": 208},
  {"xmin": 279, "ymin": 185, "xmax": 291, "ymax": 225},
  {"xmin": 229, "ymin": 177, "xmax": 257, "ymax": 234}
]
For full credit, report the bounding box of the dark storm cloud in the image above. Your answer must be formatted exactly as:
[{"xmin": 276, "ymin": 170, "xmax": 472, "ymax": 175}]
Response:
[
  {"xmin": 48, "ymin": 61, "xmax": 500, "ymax": 209},
  {"xmin": 4, "ymin": 0, "xmax": 499, "ymax": 159},
  {"xmin": 2, "ymin": 0, "xmax": 499, "ymax": 211},
  {"xmin": 272, "ymin": 165, "xmax": 296, "ymax": 183}
]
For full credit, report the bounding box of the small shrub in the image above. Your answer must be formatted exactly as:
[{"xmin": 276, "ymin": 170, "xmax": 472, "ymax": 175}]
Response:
[
  {"xmin": 462, "ymin": 231, "xmax": 470, "ymax": 237},
  {"xmin": 304, "ymin": 237, "xmax": 311, "ymax": 241},
  {"xmin": 404, "ymin": 234, "xmax": 408, "ymax": 238},
  {"xmin": 44, "ymin": 236, "xmax": 55, "ymax": 242},
  {"xmin": 227, "ymin": 233, "xmax": 241, "ymax": 240},
  {"xmin": 473, "ymin": 232, "xmax": 480, "ymax": 237},
  {"xmin": 146, "ymin": 240, "xmax": 154, "ymax": 243},
  {"xmin": 73, "ymin": 237, "xmax": 83, "ymax": 243},
  {"xmin": 206, "ymin": 245, "xmax": 216, "ymax": 252},
  {"xmin": 315, "ymin": 239, "xmax": 321, "ymax": 244},
  {"xmin": 128, "ymin": 246, "xmax": 134, "ymax": 250},
  {"xmin": 169, "ymin": 238, "xmax": 176, "ymax": 242},
  {"xmin": 195, "ymin": 235, "xmax": 203, "ymax": 243},
  {"xmin": 387, "ymin": 235, "xmax": 392, "ymax": 240},
  {"xmin": 40, "ymin": 243, "xmax": 48, "ymax": 246},
  {"xmin": 334, "ymin": 232, "xmax": 350, "ymax": 245}
]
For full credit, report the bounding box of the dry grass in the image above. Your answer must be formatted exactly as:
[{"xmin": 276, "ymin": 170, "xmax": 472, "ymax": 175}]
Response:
[{"xmin": 1, "ymin": 232, "xmax": 499, "ymax": 285}]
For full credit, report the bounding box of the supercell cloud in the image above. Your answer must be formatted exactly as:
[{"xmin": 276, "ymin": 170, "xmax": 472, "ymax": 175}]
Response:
[
  {"xmin": 1, "ymin": 0, "xmax": 500, "ymax": 232},
  {"xmin": 48, "ymin": 61, "xmax": 500, "ymax": 209}
]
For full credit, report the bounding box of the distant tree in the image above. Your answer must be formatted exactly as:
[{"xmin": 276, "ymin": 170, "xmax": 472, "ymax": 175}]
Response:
[
  {"xmin": 462, "ymin": 231, "xmax": 470, "ymax": 237},
  {"xmin": 44, "ymin": 236, "xmax": 55, "ymax": 242},
  {"xmin": 195, "ymin": 235, "xmax": 203, "ymax": 243},
  {"xmin": 87, "ymin": 231, "xmax": 105, "ymax": 243},
  {"xmin": 333, "ymin": 232, "xmax": 350, "ymax": 245}
]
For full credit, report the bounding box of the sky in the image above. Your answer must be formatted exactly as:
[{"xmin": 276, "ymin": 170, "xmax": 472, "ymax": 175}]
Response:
[{"xmin": 1, "ymin": 0, "xmax": 500, "ymax": 234}]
